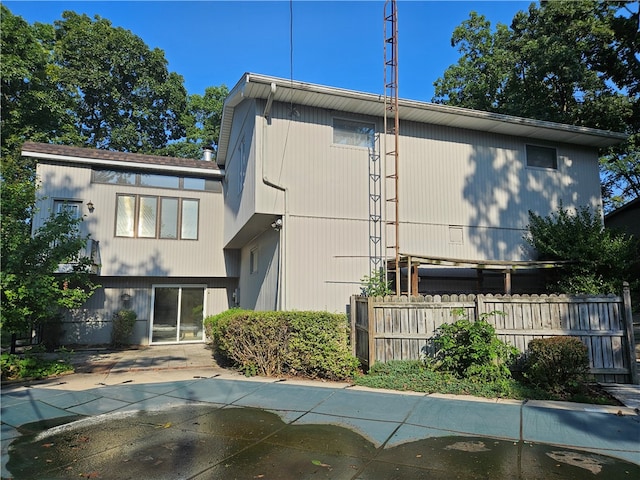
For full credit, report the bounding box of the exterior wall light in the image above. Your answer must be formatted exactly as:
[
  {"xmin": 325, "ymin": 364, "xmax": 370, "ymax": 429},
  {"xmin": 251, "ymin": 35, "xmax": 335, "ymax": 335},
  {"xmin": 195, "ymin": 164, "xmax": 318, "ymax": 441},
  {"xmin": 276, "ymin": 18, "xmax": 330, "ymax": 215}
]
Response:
[{"xmin": 87, "ymin": 200, "xmax": 95, "ymax": 213}]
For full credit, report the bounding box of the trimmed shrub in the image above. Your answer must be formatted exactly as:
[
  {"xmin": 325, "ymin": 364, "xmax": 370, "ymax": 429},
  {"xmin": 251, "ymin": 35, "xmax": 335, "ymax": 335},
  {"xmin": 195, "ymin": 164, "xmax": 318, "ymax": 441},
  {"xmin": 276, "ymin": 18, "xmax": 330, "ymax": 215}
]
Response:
[
  {"xmin": 204, "ymin": 310, "xmax": 359, "ymax": 380},
  {"xmin": 111, "ymin": 309, "xmax": 137, "ymax": 347},
  {"xmin": 285, "ymin": 311, "xmax": 360, "ymax": 380},
  {"xmin": 523, "ymin": 336, "xmax": 591, "ymax": 397},
  {"xmin": 429, "ymin": 310, "xmax": 517, "ymax": 382}
]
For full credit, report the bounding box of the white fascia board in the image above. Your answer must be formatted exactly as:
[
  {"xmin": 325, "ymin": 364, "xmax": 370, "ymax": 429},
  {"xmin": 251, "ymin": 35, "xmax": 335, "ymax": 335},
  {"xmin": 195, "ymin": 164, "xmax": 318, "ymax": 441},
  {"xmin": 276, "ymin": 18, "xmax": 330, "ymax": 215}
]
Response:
[
  {"xmin": 22, "ymin": 151, "xmax": 225, "ymax": 177},
  {"xmin": 241, "ymin": 73, "xmax": 627, "ymax": 148}
]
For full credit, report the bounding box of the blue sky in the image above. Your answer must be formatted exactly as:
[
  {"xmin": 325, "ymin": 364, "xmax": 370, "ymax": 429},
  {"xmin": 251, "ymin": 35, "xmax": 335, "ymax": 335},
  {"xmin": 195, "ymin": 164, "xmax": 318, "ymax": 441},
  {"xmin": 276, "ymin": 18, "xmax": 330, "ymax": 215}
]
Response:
[{"xmin": 5, "ymin": 1, "xmax": 531, "ymax": 101}]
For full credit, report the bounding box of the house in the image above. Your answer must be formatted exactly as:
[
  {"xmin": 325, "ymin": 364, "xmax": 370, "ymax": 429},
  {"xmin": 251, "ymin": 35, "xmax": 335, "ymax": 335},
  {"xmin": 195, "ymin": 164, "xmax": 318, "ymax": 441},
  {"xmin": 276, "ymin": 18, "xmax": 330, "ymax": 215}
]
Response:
[
  {"xmin": 24, "ymin": 143, "xmax": 237, "ymax": 345},
  {"xmin": 24, "ymin": 72, "xmax": 626, "ymax": 345},
  {"xmin": 605, "ymin": 197, "xmax": 640, "ymax": 239}
]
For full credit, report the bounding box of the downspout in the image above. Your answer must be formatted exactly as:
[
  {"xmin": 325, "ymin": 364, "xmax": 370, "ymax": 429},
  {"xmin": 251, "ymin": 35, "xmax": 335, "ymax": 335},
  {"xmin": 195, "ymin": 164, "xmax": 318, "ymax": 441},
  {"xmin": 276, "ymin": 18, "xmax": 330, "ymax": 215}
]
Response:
[{"xmin": 262, "ymin": 82, "xmax": 288, "ymax": 310}]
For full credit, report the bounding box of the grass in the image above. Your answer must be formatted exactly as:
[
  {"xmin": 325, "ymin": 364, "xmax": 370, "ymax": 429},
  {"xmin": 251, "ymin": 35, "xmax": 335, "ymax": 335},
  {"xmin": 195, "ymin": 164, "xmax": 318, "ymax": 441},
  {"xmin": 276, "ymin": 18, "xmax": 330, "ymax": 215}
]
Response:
[
  {"xmin": 353, "ymin": 360, "xmax": 619, "ymax": 405},
  {"xmin": 1, "ymin": 348, "xmax": 74, "ymax": 381}
]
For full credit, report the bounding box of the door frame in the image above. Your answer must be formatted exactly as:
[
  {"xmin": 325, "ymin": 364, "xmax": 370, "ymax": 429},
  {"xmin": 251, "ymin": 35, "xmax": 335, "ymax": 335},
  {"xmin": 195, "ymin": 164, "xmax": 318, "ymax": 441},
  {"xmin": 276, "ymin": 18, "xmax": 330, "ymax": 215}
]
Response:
[{"xmin": 149, "ymin": 284, "xmax": 207, "ymax": 344}]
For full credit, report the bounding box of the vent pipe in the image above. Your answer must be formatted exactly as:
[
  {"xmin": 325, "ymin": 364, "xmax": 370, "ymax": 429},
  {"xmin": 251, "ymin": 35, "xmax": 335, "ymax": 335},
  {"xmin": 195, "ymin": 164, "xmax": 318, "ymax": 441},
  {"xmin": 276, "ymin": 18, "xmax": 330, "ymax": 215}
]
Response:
[{"xmin": 203, "ymin": 147, "xmax": 213, "ymax": 162}]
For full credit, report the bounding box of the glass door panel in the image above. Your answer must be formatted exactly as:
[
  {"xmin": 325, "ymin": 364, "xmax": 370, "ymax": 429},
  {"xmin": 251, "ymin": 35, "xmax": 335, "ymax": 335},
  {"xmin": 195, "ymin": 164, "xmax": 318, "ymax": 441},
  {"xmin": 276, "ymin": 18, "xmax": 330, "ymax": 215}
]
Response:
[
  {"xmin": 151, "ymin": 287, "xmax": 179, "ymax": 343},
  {"xmin": 151, "ymin": 286, "xmax": 204, "ymax": 343},
  {"xmin": 179, "ymin": 288, "xmax": 205, "ymax": 341}
]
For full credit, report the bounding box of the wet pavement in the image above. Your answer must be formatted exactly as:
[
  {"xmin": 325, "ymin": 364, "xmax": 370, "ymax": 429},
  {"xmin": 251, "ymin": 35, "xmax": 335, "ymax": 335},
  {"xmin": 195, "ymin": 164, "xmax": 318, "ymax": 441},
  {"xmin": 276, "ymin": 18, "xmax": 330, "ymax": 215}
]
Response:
[{"xmin": 1, "ymin": 344, "xmax": 640, "ymax": 479}]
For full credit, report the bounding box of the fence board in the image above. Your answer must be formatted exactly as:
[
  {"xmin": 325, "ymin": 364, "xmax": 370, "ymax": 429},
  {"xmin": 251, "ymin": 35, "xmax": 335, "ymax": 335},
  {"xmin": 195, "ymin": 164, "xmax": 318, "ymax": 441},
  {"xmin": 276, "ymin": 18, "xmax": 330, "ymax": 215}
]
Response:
[{"xmin": 352, "ymin": 286, "xmax": 637, "ymax": 384}]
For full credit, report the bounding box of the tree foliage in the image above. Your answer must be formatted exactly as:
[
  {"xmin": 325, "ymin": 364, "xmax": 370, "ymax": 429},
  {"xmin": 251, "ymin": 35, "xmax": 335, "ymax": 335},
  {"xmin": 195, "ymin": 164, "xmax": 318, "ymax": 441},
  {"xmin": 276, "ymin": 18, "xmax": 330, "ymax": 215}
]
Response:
[
  {"xmin": 433, "ymin": 0, "xmax": 639, "ymax": 210},
  {"xmin": 2, "ymin": 6, "xmax": 232, "ymax": 340},
  {"xmin": 160, "ymin": 85, "xmax": 229, "ymax": 159},
  {"xmin": 51, "ymin": 11, "xmax": 187, "ymax": 153},
  {"xmin": 525, "ymin": 204, "xmax": 639, "ymax": 294},
  {"xmin": 1, "ymin": 205, "xmax": 98, "ymax": 336}
]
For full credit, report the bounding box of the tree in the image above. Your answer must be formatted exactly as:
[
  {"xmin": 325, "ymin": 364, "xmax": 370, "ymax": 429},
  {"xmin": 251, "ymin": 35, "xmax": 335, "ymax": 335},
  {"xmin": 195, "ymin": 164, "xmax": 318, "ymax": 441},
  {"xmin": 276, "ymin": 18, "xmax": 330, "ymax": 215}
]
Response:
[
  {"xmin": 51, "ymin": 11, "xmax": 188, "ymax": 153},
  {"xmin": 0, "ymin": 6, "xmax": 78, "ymax": 157},
  {"xmin": 161, "ymin": 85, "xmax": 229, "ymax": 160},
  {"xmin": 525, "ymin": 204, "xmax": 639, "ymax": 294},
  {"xmin": 1, "ymin": 200, "xmax": 98, "ymax": 349},
  {"xmin": 433, "ymin": 0, "xmax": 639, "ymax": 210}
]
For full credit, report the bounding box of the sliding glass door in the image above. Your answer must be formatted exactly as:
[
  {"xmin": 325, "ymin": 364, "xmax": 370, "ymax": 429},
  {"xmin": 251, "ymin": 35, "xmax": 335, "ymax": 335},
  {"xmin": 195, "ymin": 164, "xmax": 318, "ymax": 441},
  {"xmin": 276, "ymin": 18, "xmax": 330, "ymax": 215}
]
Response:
[{"xmin": 151, "ymin": 285, "xmax": 205, "ymax": 343}]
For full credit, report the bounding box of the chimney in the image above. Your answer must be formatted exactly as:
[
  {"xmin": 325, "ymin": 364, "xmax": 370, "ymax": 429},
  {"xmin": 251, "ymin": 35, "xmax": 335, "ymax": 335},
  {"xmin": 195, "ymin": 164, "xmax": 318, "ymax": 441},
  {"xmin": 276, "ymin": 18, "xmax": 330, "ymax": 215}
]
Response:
[{"xmin": 203, "ymin": 147, "xmax": 213, "ymax": 162}]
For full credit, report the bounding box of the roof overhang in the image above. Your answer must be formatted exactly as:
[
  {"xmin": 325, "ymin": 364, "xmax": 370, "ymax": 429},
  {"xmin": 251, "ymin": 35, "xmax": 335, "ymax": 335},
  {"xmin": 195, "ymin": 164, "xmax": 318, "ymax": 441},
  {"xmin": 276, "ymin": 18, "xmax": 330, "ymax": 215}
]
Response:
[
  {"xmin": 22, "ymin": 148, "xmax": 225, "ymax": 178},
  {"xmin": 217, "ymin": 72, "xmax": 627, "ymax": 165}
]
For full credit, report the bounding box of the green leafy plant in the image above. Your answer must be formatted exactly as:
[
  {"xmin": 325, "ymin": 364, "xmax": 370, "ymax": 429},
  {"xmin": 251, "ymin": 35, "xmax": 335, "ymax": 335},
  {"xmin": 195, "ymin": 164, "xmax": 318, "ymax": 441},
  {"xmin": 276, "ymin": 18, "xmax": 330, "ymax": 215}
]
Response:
[
  {"xmin": 360, "ymin": 269, "xmax": 393, "ymax": 297},
  {"xmin": 523, "ymin": 336, "xmax": 592, "ymax": 398},
  {"xmin": 204, "ymin": 310, "xmax": 359, "ymax": 380},
  {"xmin": 526, "ymin": 203, "xmax": 639, "ymax": 295},
  {"xmin": 111, "ymin": 309, "xmax": 137, "ymax": 347},
  {"xmin": 1, "ymin": 350, "xmax": 73, "ymax": 381},
  {"xmin": 355, "ymin": 360, "xmax": 537, "ymax": 399},
  {"xmin": 428, "ymin": 309, "xmax": 517, "ymax": 382}
]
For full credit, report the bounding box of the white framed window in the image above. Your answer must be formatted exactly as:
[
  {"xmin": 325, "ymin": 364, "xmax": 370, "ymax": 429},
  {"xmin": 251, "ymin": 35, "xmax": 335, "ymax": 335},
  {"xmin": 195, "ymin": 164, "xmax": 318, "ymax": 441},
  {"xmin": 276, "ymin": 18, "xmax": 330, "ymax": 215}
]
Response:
[
  {"xmin": 115, "ymin": 194, "xmax": 199, "ymax": 240},
  {"xmin": 54, "ymin": 199, "xmax": 83, "ymax": 219},
  {"xmin": 526, "ymin": 145, "xmax": 557, "ymax": 169},
  {"xmin": 93, "ymin": 169, "xmax": 219, "ymax": 192},
  {"xmin": 250, "ymin": 247, "xmax": 258, "ymax": 274},
  {"xmin": 333, "ymin": 118, "xmax": 375, "ymax": 148}
]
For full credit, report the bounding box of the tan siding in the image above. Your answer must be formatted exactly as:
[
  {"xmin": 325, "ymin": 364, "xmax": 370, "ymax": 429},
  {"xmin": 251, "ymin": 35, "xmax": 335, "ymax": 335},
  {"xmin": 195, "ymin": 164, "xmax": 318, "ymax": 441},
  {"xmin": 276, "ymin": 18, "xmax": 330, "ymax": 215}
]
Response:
[
  {"xmin": 286, "ymin": 215, "xmax": 369, "ymax": 313},
  {"xmin": 64, "ymin": 277, "xmax": 235, "ymax": 345},
  {"xmin": 35, "ymin": 163, "xmax": 230, "ymax": 278},
  {"xmin": 396, "ymin": 121, "xmax": 602, "ymax": 261},
  {"xmin": 261, "ymin": 102, "xmax": 376, "ymax": 221},
  {"xmin": 224, "ymin": 99, "xmax": 259, "ymax": 245},
  {"xmin": 238, "ymin": 228, "xmax": 280, "ymax": 310}
]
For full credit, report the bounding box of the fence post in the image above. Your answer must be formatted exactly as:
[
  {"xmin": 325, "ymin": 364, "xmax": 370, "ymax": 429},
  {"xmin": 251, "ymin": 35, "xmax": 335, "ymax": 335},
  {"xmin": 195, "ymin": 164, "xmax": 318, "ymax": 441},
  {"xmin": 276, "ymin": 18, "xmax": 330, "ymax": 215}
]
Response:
[
  {"xmin": 350, "ymin": 295, "xmax": 356, "ymax": 357},
  {"xmin": 368, "ymin": 296, "xmax": 376, "ymax": 368},
  {"xmin": 622, "ymin": 282, "xmax": 639, "ymax": 384}
]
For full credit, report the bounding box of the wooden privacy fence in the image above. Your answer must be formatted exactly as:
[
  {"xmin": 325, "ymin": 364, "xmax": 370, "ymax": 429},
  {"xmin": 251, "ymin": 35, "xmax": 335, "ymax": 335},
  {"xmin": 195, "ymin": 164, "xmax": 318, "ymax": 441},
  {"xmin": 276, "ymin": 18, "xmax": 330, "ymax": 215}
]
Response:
[{"xmin": 350, "ymin": 283, "xmax": 638, "ymax": 384}]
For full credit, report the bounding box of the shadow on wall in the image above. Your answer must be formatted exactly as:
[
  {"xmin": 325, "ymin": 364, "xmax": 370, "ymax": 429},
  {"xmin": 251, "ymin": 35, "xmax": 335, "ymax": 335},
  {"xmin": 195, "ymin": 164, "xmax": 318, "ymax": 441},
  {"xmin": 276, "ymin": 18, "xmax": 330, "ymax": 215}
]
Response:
[{"xmin": 462, "ymin": 143, "xmax": 599, "ymax": 261}]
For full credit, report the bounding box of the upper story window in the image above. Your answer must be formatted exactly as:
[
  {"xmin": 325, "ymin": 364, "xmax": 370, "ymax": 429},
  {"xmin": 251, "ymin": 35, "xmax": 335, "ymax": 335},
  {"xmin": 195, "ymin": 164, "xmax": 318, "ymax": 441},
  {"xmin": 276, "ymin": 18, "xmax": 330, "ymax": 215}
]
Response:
[
  {"xmin": 333, "ymin": 119, "xmax": 375, "ymax": 148},
  {"xmin": 93, "ymin": 169, "xmax": 220, "ymax": 192},
  {"xmin": 526, "ymin": 145, "xmax": 557, "ymax": 169},
  {"xmin": 54, "ymin": 199, "xmax": 83, "ymax": 219},
  {"xmin": 116, "ymin": 194, "xmax": 199, "ymax": 240}
]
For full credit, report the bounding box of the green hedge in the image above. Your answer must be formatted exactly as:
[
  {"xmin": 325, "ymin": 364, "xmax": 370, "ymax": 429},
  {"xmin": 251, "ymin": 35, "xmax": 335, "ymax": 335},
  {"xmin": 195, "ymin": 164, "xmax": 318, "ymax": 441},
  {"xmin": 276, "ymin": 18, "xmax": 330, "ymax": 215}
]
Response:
[
  {"xmin": 204, "ymin": 309, "xmax": 359, "ymax": 380},
  {"xmin": 523, "ymin": 336, "xmax": 592, "ymax": 397}
]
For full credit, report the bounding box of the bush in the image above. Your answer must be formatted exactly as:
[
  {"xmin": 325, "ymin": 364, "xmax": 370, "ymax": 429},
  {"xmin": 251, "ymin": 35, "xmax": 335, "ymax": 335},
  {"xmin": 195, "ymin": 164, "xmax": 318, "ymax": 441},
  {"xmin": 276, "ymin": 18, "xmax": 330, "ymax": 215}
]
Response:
[
  {"xmin": 525, "ymin": 204, "xmax": 639, "ymax": 295},
  {"xmin": 1, "ymin": 350, "xmax": 73, "ymax": 381},
  {"xmin": 523, "ymin": 336, "xmax": 592, "ymax": 397},
  {"xmin": 111, "ymin": 309, "xmax": 137, "ymax": 347},
  {"xmin": 204, "ymin": 310, "xmax": 359, "ymax": 380},
  {"xmin": 429, "ymin": 310, "xmax": 518, "ymax": 382},
  {"xmin": 285, "ymin": 311, "xmax": 360, "ymax": 380}
]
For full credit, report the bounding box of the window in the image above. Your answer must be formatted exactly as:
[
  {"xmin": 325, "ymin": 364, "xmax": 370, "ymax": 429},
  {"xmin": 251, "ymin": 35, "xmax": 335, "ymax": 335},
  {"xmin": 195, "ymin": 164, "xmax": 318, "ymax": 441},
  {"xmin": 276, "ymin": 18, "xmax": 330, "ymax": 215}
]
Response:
[
  {"xmin": 181, "ymin": 199, "xmax": 199, "ymax": 240},
  {"xmin": 116, "ymin": 195, "xmax": 135, "ymax": 237},
  {"xmin": 333, "ymin": 118, "xmax": 375, "ymax": 148},
  {"xmin": 526, "ymin": 145, "xmax": 557, "ymax": 169},
  {"xmin": 54, "ymin": 200, "xmax": 83, "ymax": 219},
  {"xmin": 250, "ymin": 247, "xmax": 258, "ymax": 274},
  {"xmin": 115, "ymin": 194, "xmax": 199, "ymax": 240},
  {"xmin": 160, "ymin": 198, "xmax": 179, "ymax": 239},
  {"xmin": 93, "ymin": 169, "xmax": 219, "ymax": 192}
]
